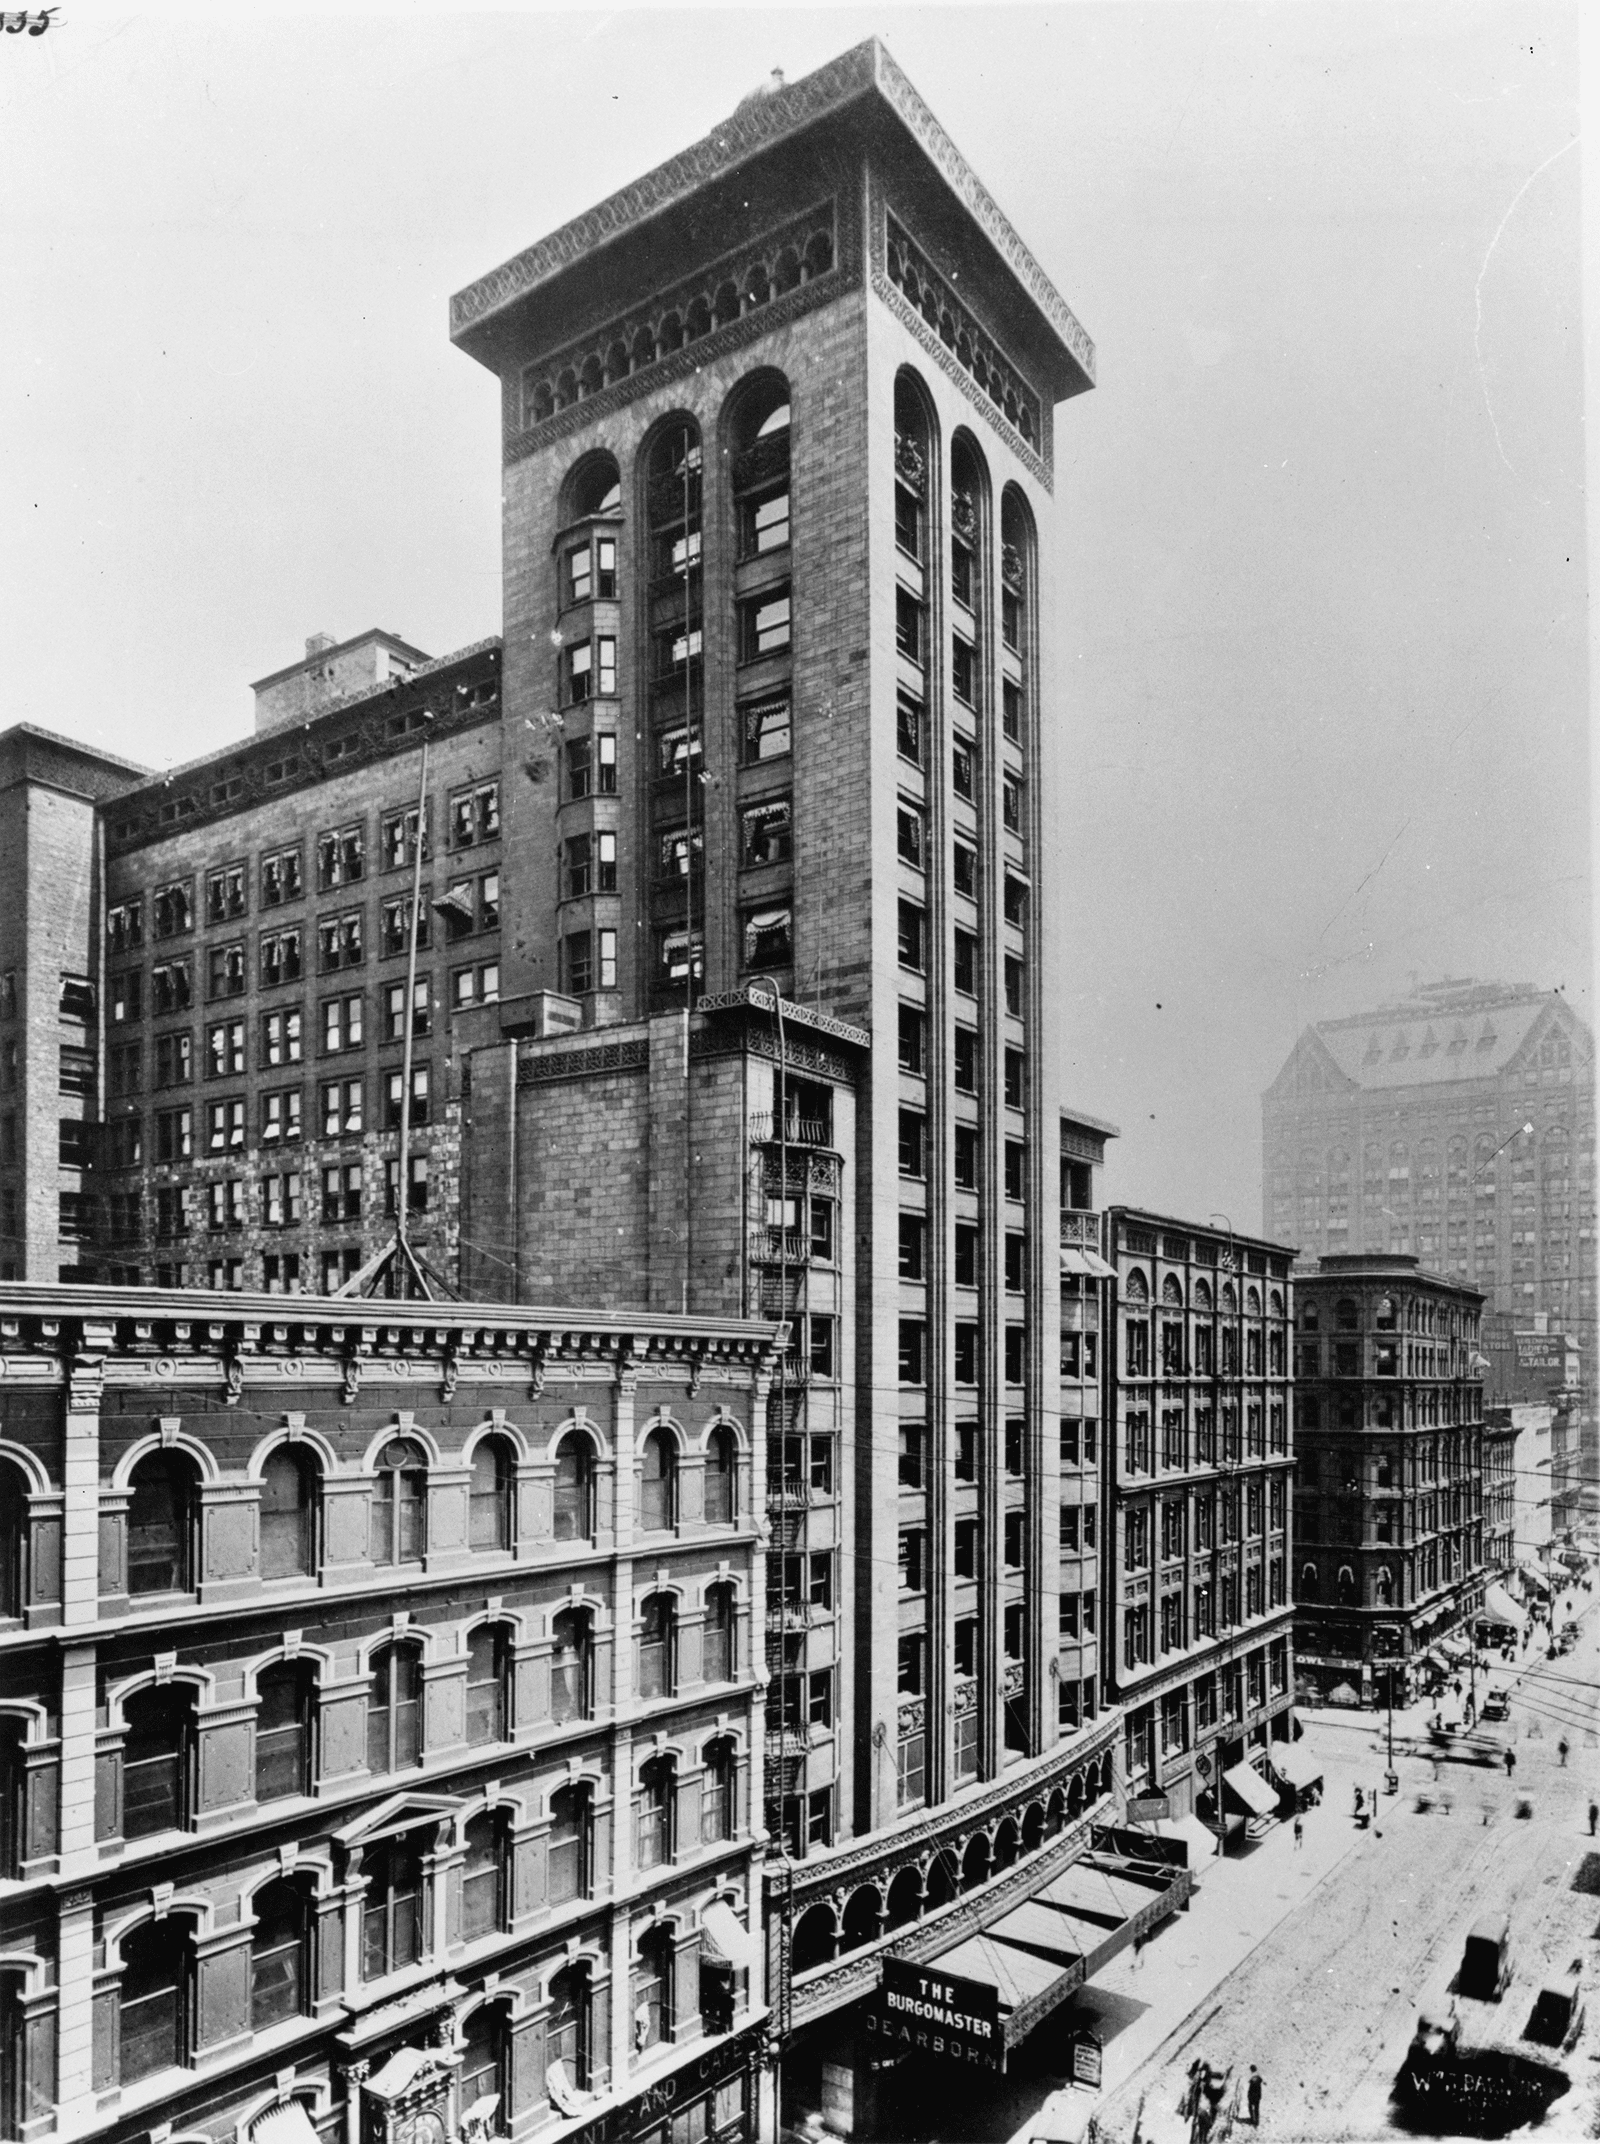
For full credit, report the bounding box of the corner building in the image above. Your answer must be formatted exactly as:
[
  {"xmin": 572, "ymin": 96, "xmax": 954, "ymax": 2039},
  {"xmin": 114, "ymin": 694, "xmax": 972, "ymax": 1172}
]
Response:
[
  {"xmin": 1291, "ymin": 1253, "xmax": 1486, "ymax": 1707},
  {"xmin": 0, "ymin": 1285, "xmax": 775, "ymax": 2144},
  {"xmin": 449, "ymin": 43, "xmax": 1136, "ymax": 2137},
  {"xmin": 1099, "ymin": 1214, "xmax": 1297, "ymax": 1825}
]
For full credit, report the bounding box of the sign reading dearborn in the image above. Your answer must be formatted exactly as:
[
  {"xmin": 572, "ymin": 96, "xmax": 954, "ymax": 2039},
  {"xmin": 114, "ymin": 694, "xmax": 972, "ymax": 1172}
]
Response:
[{"xmin": 871, "ymin": 1959, "xmax": 1006, "ymax": 2072}]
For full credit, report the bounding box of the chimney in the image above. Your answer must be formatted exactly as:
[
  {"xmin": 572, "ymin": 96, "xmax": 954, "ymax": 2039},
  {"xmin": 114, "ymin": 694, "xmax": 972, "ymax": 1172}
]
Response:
[{"xmin": 305, "ymin": 633, "xmax": 337, "ymax": 658}]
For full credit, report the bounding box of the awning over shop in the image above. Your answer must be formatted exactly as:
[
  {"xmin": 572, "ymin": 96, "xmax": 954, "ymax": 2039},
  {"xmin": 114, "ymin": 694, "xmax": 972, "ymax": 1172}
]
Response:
[
  {"xmin": 1268, "ymin": 1744, "xmax": 1324, "ymax": 1790},
  {"xmin": 1220, "ymin": 1762, "xmax": 1278, "ymax": 1819},
  {"xmin": 251, "ymin": 2106, "xmax": 320, "ymax": 2144},
  {"xmin": 914, "ymin": 1845, "xmax": 1191, "ymax": 2050},
  {"xmin": 1520, "ymin": 1563, "xmax": 1551, "ymax": 1595},
  {"xmin": 700, "ymin": 1901, "xmax": 757, "ymax": 1971},
  {"xmin": 1061, "ymin": 1248, "xmax": 1115, "ymax": 1279},
  {"xmin": 1480, "ymin": 1584, "xmax": 1527, "ymax": 1633},
  {"xmin": 1436, "ymin": 1638, "xmax": 1471, "ymax": 1667},
  {"xmin": 1153, "ymin": 1812, "xmax": 1225, "ymax": 1867}
]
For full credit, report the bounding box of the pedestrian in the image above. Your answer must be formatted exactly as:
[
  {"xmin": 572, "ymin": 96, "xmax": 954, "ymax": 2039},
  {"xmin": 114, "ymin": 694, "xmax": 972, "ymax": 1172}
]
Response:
[
  {"xmin": 1353, "ymin": 1783, "xmax": 1363, "ymax": 1816},
  {"xmin": 1132, "ymin": 1930, "xmax": 1146, "ymax": 1969},
  {"xmin": 1587, "ymin": 1800, "xmax": 1597, "ymax": 1837},
  {"xmin": 1504, "ymin": 1747, "xmax": 1516, "ymax": 1778},
  {"xmin": 1247, "ymin": 2066, "xmax": 1263, "ymax": 2127},
  {"xmin": 1558, "ymin": 1737, "xmax": 1570, "ymax": 1768}
]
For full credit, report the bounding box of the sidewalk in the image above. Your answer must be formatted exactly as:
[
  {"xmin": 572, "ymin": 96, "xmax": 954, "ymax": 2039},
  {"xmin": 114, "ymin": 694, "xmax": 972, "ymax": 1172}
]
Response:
[{"xmin": 1008, "ymin": 1719, "xmax": 1377, "ymax": 2144}]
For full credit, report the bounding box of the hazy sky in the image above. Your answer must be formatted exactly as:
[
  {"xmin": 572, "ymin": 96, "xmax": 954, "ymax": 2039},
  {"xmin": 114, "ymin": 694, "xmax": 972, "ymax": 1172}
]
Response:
[{"xmin": 2, "ymin": 2, "xmax": 1588, "ymax": 1229}]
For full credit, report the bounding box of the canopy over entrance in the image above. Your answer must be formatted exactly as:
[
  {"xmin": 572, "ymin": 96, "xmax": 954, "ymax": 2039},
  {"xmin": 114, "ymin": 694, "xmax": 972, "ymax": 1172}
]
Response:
[{"xmin": 1480, "ymin": 1584, "xmax": 1526, "ymax": 1633}]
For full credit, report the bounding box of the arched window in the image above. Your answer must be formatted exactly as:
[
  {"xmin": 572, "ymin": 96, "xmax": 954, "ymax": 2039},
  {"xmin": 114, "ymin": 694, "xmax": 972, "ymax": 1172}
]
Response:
[
  {"xmin": 552, "ymin": 1431, "xmax": 595, "ymax": 1542},
  {"xmin": 1374, "ymin": 1566, "xmax": 1394, "ymax": 1607},
  {"xmin": 1000, "ymin": 485, "xmax": 1034, "ymax": 670},
  {"xmin": 636, "ymin": 1754, "xmax": 675, "ymax": 1870},
  {"xmin": 702, "ymin": 1736, "xmax": 736, "ymax": 1844},
  {"xmin": 567, "ymin": 451, "xmax": 621, "ymax": 521},
  {"xmin": 1336, "ymin": 1565, "xmax": 1356, "ymax": 1605},
  {"xmin": 460, "ymin": 2002, "xmax": 510, "ymax": 2121},
  {"xmin": 367, "ymin": 1643, "xmax": 423, "ymax": 1775},
  {"xmin": 123, "ymin": 1684, "xmax": 194, "ymax": 1838},
  {"xmin": 361, "ymin": 1835, "xmax": 425, "ymax": 1981},
  {"xmin": 370, "ymin": 1439, "xmax": 427, "ymax": 1565},
  {"xmin": 0, "ymin": 1718, "xmax": 23, "ymax": 1879},
  {"xmin": 470, "ymin": 1437, "xmax": 515, "ymax": 1553},
  {"xmin": 1301, "ymin": 1300, "xmax": 1319, "ymax": 1331},
  {"xmin": 703, "ymin": 1426, "xmax": 737, "ymax": 1526},
  {"xmin": 548, "ymin": 1781, "xmax": 592, "ymax": 1905},
  {"xmin": 638, "ymin": 1593, "xmax": 676, "ymax": 1701},
  {"xmin": 728, "ymin": 371, "xmax": 791, "ymax": 562},
  {"xmin": 250, "ymin": 1878, "xmax": 310, "ymax": 2029},
  {"xmin": 119, "ymin": 1919, "xmax": 188, "ymax": 2082},
  {"xmin": 549, "ymin": 1607, "xmax": 592, "ymax": 1726},
  {"xmin": 127, "ymin": 1452, "xmax": 197, "ymax": 1595},
  {"xmin": 1299, "ymin": 1561, "xmax": 1319, "ymax": 1601},
  {"xmin": 893, "ymin": 370, "xmax": 933, "ymax": 564},
  {"xmin": 1161, "ymin": 1275, "xmax": 1184, "ymax": 1305},
  {"xmin": 461, "ymin": 1809, "xmax": 509, "ymax": 1941},
  {"xmin": 1335, "ymin": 1299, "xmax": 1359, "ymax": 1332},
  {"xmin": 639, "ymin": 1428, "xmax": 677, "ymax": 1533},
  {"xmin": 256, "ymin": 1660, "xmax": 314, "ymax": 1802},
  {"xmin": 1375, "ymin": 1296, "xmax": 1398, "ymax": 1332},
  {"xmin": 1194, "ymin": 1279, "xmax": 1213, "ymax": 1313},
  {"xmin": 1124, "ymin": 1268, "xmax": 1149, "ymax": 1303},
  {"xmin": 260, "ymin": 1447, "xmax": 317, "ymax": 1580},
  {"xmin": 547, "ymin": 1963, "xmax": 591, "ymax": 2094},
  {"xmin": 634, "ymin": 1924, "xmax": 676, "ymax": 2050},
  {"xmin": 0, "ymin": 1461, "xmax": 26, "ymax": 1619},
  {"xmin": 790, "ymin": 1905, "xmax": 835, "ymax": 1973},
  {"xmin": 1220, "ymin": 1282, "xmax": 1237, "ymax": 1314},
  {"xmin": 702, "ymin": 1582, "xmax": 736, "ymax": 1685},
  {"xmin": 466, "ymin": 1625, "xmax": 511, "ymax": 1747}
]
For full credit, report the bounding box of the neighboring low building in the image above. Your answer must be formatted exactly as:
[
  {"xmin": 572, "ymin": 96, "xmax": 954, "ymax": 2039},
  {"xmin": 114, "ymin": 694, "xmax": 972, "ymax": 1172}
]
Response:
[
  {"xmin": 0, "ymin": 1282, "xmax": 777, "ymax": 2144},
  {"xmin": 1100, "ymin": 1211, "xmax": 1297, "ymax": 1822},
  {"xmin": 1292, "ymin": 1254, "xmax": 1487, "ymax": 1707}
]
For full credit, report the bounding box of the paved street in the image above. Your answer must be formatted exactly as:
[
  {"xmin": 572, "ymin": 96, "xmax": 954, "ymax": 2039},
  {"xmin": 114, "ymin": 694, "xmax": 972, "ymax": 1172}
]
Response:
[{"xmin": 1062, "ymin": 1589, "xmax": 1600, "ymax": 2144}]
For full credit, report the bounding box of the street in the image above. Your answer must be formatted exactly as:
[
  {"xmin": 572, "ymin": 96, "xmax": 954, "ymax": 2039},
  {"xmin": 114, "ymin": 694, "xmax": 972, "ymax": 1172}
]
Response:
[{"xmin": 1072, "ymin": 1591, "xmax": 1600, "ymax": 2143}]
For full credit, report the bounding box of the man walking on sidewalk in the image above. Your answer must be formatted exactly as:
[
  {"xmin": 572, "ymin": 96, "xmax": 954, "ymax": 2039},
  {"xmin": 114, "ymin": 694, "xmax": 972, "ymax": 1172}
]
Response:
[
  {"xmin": 1587, "ymin": 1799, "xmax": 1597, "ymax": 1837},
  {"xmin": 1246, "ymin": 2066, "xmax": 1263, "ymax": 2127},
  {"xmin": 1293, "ymin": 1814, "xmax": 1304, "ymax": 1850}
]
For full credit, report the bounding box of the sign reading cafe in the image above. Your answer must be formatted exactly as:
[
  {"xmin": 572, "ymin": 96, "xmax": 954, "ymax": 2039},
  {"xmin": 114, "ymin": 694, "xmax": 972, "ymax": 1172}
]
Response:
[{"xmin": 869, "ymin": 1959, "xmax": 1005, "ymax": 2073}]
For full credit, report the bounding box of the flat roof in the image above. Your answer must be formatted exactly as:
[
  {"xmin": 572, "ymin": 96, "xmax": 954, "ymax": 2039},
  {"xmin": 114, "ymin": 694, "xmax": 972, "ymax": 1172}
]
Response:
[
  {"xmin": 450, "ymin": 38, "xmax": 1093, "ymax": 400},
  {"xmin": 250, "ymin": 627, "xmax": 433, "ymax": 695},
  {"xmin": 1107, "ymin": 1206, "xmax": 1298, "ymax": 1263}
]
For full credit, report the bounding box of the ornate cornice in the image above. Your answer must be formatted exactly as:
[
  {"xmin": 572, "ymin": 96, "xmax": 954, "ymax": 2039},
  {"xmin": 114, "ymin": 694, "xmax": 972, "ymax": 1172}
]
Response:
[
  {"xmin": 450, "ymin": 40, "xmax": 1090, "ymax": 391},
  {"xmin": 518, "ymin": 1038, "xmax": 650, "ymax": 1088},
  {"xmin": 873, "ymin": 271, "xmax": 1051, "ymax": 492}
]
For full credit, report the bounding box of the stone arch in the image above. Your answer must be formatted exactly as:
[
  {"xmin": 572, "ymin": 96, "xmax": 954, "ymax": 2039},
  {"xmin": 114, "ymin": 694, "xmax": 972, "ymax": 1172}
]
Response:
[
  {"xmin": 923, "ymin": 1853, "xmax": 956, "ymax": 1909},
  {"xmin": 104, "ymin": 1661, "xmax": 214, "ymax": 1728},
  {"xmin": 543, "ymin": 1410, "xmax": 612, "ymax": 1463},
  {"xmin": 791, "ymin": 1902, "xmax": 837, "ymax": 1974},
  {"xmin": 1021, "ymin": 1801, "xmax": 1045, "ymax": 1854},
  {"xmin": 884, "ymin": 1866, "xmax": 923, "ymax": 1929},
  {"xmin": 960, "ymin": 1833, "xmax": 989, "ymax": 1892},
  {"xmin": 1162, "ymin": 1275, "xmax": 1185, "ymax": 1305},
  {"xmin": 358, "ymin": 1420, "xmax": 443, "ymax": 1472},
  {"xmin": 1045, "ymin": 1788, "xmax": 1066, "ymax": 1835},
  {"xmin": 103, "ymin": 1893, "xmax": 211, "ymax": 1967},
  {"xmin": 110, "ymin": 1426, "xmax": 219, "ymax": 1490},
  {"xmin": 244, "ymin": 1422, "xmax": 338, "ymax": 1480},
  {"xmin": 634, "ymin": 1411, "xmax": 687, "ymax": 1459},
  {"xmin": 0, "ymin": 1441, "xmax": 50, "ymax": 1494},
  {"xmin": 237, "ymin": 1637, "xmax": 334, "ymax": 1703},
  {"xmin": 841, "ymin": 1885, "xmax": 882, "ymax": 1950},
  {"xmin": 461, "ymin": 1415, "xmax": 532, "ymax": 1466},
  {"xmin": 991, "ymin": 1816, "xmax": 1019, "ymax": 1872},
  {"xmin": 1124, "ymin": 1268, "xmax": 1150, "ymax": 1303}
]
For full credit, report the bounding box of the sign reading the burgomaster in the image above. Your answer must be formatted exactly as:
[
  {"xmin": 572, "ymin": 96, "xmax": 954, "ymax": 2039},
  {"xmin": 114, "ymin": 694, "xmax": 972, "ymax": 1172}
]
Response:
[{"xmin": 870, "ymin": 1958, "xmax": 1005, "ymax": 2072}]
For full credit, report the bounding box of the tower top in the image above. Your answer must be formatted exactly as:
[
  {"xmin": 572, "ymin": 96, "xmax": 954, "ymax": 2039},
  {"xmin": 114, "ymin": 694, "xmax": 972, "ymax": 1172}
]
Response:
[{"xmin": 449, "ymin": 38, "xmax": 1093, "ymax": 404}]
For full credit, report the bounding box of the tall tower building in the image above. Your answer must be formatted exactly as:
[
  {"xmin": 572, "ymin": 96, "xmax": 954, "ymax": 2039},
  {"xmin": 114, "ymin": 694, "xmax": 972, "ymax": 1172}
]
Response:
[{"xmin": 449, "ymin": 42, "xmax": 1168, "ymax": 2135}]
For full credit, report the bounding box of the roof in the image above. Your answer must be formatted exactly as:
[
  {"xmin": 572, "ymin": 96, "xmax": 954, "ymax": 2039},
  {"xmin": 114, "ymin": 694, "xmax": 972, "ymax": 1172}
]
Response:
[
  {"xmin": 449, "ymin": 39, "xmax": 1093, "ymax": 398},
  {"xmin": 1267, "ymin": 984, "xmax": 1590, "ymax": 1100},
  {"xmin": 1061, "ymin": 1106, "xmax": 1121, "ymax": 1140},
  {"xmin": 250, "ymin": 627, "xmax": 432, "ymax": 694},
  {"xmin": 0, "ymin": 722, "xmax": 151, "ymax": 797}
]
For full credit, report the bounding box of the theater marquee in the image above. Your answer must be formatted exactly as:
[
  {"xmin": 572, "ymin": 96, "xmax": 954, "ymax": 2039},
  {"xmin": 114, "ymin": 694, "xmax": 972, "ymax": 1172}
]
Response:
[{"xmin": 869, "ymin": 1958, "xmax": 1005, "ymax": 2072}]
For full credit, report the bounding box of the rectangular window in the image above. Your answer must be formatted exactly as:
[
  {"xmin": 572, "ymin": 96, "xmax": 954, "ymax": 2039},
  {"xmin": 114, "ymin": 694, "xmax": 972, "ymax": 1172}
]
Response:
[
  {"xmin": 109, "ymin": 971, "xmax": 142, "ymax": 1024},
  {"xmin": 260, "ymin": 845, "xmax": 305, "ymax": 907},
  {"xmin": 898, "ymin": 1109, "xmax": 925, "ymax": 1178},
  {"xmin": 898, "ymin": 1319, "xmax": 926, "ymax": 1386},
  {"xmin": 897, "ymin": 1004, "xmax": 926, "ymax": 1074},
  {"xmin": 322, "ymin": 994, "xmax": 364, "ymax": 1054},
  {"xmin": 316, "ymin": 826, "xmax": 365, "ymax": 892},
  {"xmin": 209, "ymin": 943, "xmax": 246, "ymax": 1000},
  {"xmin": 155, "ymin": 1107, "xmax": 192, "ymax": 1162},
  {"xmin": 954, "ymin": 1125, "xmax": 978, "ymax": 1190},
  {"xmin": 385, "ymin": 1066, "xmax": 430, "ymax": 1128},
  {"xmin": 381, "ymin": 804, "xmax": 430, "ymax": 872},
  {"xmin": 152, "ymin": 880, "xmax": 193, "ymax": 938},
  {"xmin": 896, "ymin": 803, "xmax": 924, "ymax": 867},
  {"xmin": 740, "ymin": 694, "xmax": 791, "ymax": 764},
  {"xmin": 384, "ymin": 977, "xmax": 431, "ymax": 1040},
  {"xmin": 898, "ymin": 1212, "xmax": 925, "ymax": 1279},
  {"xmin": 741, "ymin": 797, "xmax": 792, "ymax": 867},
  {"xmin": 897, "ymin": 900, "xmax": 925, "ymax": 972},
  {"xmin": 739, "ymin": 589, "xmax": 791, "ymax": 661},
  {"xmin": 108, "ymin": 899, "xmax": 144, "ymax": 954},
  {"xmin": 259, "ymin": 929, "xmax": 303, "ymax": 990},
  {"xmin": 322, "ymin": 1079, "xmax": 363, "ymax": 1136},
  {"xmin": 742, "ymin": 906, "xmax": 792, "ymax": 969},
  {"xmin": 1004, "ymin": 955, "xmax": 1024, "ymax": 1017},
  {"xmin": 261, "ymin": 1172, "xmax": 304, "ymax": 1228},
  {"xmin": 322, "ymin": 1161, "xmax": 363, "ymax": 1223},
  {"xmin": 1004, "ymin": 1140, "xmax": 1025, "ymax": 1202},
  {"xmin": 154, "ymin": 1031, "xmax": 193, "ymax": 1087},
  {"xmin": 318, "ymin": 911, "xmax": 364, "ymax": 971},
  {"xmin": 953, "ymin": 929, "xmax": 977, "ymax": 995},
  {"xmin": 1005, "ymin": 1233, "xmax": 1025, "ymax": 1293},
  {"xmin": 261, "ymin": 1008, "xmax": 303, "ymax": 1067},
  {"xmin": 898, "ymin": 1424, "xmax": 925, "ymax": 1489},
  {"xmin": 206, "ymin": 864, "xmax": 246, "ymax": 925},
  {"xmin": 953, "ymin": 841, "xmax": 977, "ymax": 898},
  {"xmin": 954, "ymin": 1323, "xmax": 978, "ymax": 1386},
  {"xmin": 1003, "ymin": 774, "xmax": 1023, "ymax": 831},
  {"xmin": 1003, "ymin": 677, "xmax": 1022, "ymax": 741},
  {"xmin": 951, "ymin": 636, "xmax": 977, "ymax": 706},
  {"xmin": 450, "ymin": 782, "xmax": 500, "ymax": 848},
  {"xmin": 1004, "ymin": 1047, "xmax": 1025, "ymax": 1108},
  {"xmin": 1005, "ymin": 1326, "xmax": 1025, "ymax": 1384},
  {"xmin": 954, "ymin": 1222, "xmax": 978, "ymax": 1288},
  {"xmin": 379, "ymin": 894, "xmax": 429, "ymax": 958},
  {"xmin": 952, "ymin": 740, "xmax": 974, "ymax": 800},
  {"xmin": 261, "ymin": 1089, "xmax": 302, "ymax": 1144},
  {"xmin": 109, "ymin": 1042, "xmax": 142, "ymax": 1095},
  {"xmin": 896, "ymin": 692, "xmax": 923, "ymax": 766},
  {"xmin": 895, "ymin": 587, "xmax": 923, "ymax": 663},
  {"xmin": 953, "ymin": 1026, "xmax": 977, "ymax": 1093}
]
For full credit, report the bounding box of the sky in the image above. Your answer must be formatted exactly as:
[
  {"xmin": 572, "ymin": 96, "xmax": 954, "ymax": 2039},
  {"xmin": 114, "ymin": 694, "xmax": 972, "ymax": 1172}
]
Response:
[{"xmin": 1, "ymin": 1, "xmax": 1589, "ymax": 1230}]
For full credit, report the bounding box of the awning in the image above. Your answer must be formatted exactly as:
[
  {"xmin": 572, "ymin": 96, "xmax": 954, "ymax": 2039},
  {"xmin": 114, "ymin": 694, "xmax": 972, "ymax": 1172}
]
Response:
[
  {"xmin": 1436, "ymin": 1638, "xmax": 1471, "ymax": 1667},
  {"xmin": 1480, "ymin": 1584, "xmax": 1527, "ymax": 1633},
  {"xmin": 1154, "ymin": 1812, "xmax": 1225, "ymax": 1869},
  {"xmin": 1061, "ymin": 1247, "xmax": 1115, "ymax": 1279},
  {"xmin": 1220, "ymin": 1762, "xmax": 1278, "ymax": 1819},
  {"xmin": 251, "ymin": 2106, "xmax": 320, "ymax": 2144},
  {"xmin": 1269, "ymin": 1744, "xmax": 1323, "ymax": 1790},
  {"xmin": 908, "ymin": 1847, "xmax": 1191, "ymax": 2050},
  {"xmin": 700, "ymin": 1901, "xmax": 757, "ymax": 1972},
  {"xmin": 1520, "ymin": 1563, "xmax": 1552, "ymax": 1595}
]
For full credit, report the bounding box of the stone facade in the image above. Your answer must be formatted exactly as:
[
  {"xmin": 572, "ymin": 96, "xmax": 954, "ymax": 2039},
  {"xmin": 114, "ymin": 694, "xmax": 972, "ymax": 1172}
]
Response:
[{"xmin": 0, "ymin": 1284, "xmax": 775, "ymax": 2144}]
